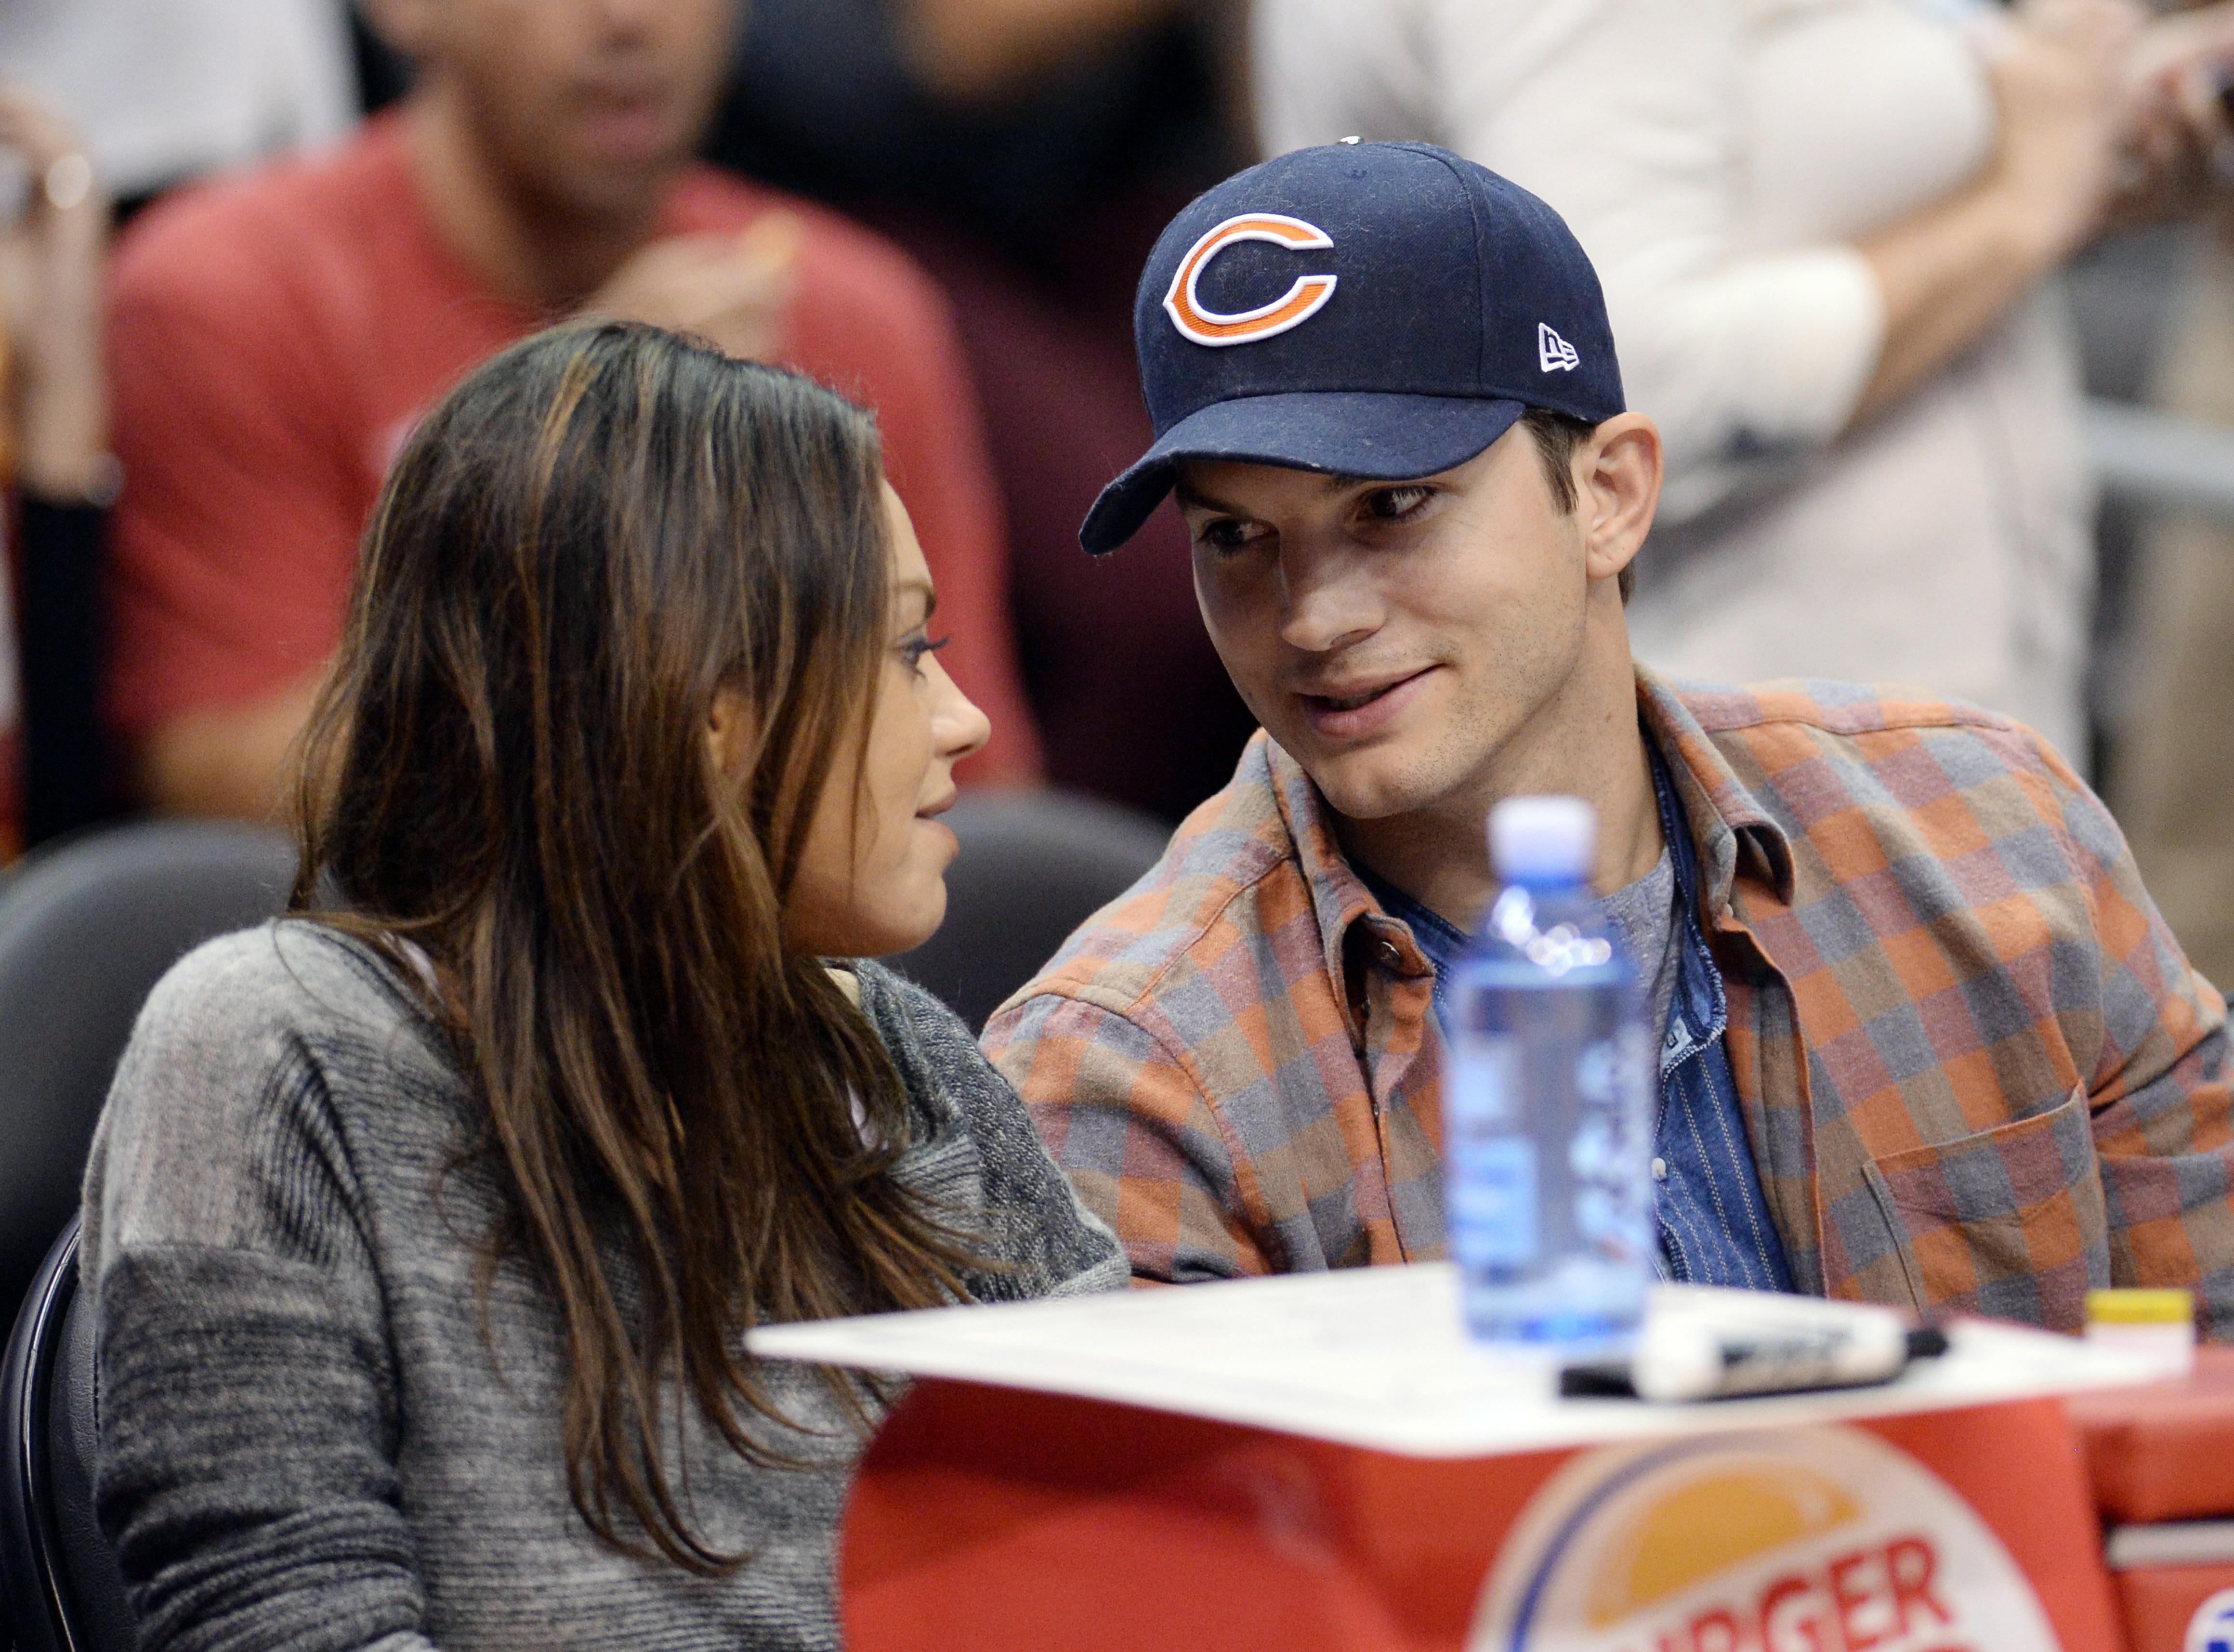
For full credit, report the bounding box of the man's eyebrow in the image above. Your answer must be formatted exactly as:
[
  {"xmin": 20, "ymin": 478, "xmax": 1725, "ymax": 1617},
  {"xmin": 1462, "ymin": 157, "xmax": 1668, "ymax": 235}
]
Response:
[
  {"xmin": 1322, "ymin": 471, "xmax": 1415, "ymax": 493},
  {"xmin": 1176, "ymin": 469, "xmax": 1421, "ymax": 515}
]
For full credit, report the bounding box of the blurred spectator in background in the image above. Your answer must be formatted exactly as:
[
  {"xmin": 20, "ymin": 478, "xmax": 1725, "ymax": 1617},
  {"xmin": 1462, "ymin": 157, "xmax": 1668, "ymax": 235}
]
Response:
[
  {"xmin": 1258, "ymin": 0, "xmax": 2234, "ymax": 764},
  {"xmin": 0, "ymin": 91, "xmax": 111, "ymax": 852},
  {"xmin": 707, "ymin": 0, "xmax": 1258, "ymax": 822},
  {"xmin": 2114, "ymin": 197, "xmax": 2234, "ymax": 990},
  {"xmin": 0, "ymin": 0, "xmax": 354, "ymax": 210},
  {"xmin": 108, "ymin": 0, "xmax": 1036, "ymax": 822},
  {"xmin": 0, "ymin": 0, "xmax": 342, "ymax": 850}
]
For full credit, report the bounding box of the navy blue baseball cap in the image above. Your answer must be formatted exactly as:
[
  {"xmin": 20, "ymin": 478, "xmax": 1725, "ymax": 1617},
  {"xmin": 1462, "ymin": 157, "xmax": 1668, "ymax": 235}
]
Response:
[{"xmin": 1081, "ymin": 141, "xmax": 1626, "ymax": 555}]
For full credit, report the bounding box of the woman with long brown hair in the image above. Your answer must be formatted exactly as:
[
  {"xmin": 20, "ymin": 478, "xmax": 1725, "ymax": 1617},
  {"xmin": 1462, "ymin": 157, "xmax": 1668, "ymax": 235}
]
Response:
[{"xmin": 78, "ymin": 322, "xmax": 1124, "ymax": 1652}]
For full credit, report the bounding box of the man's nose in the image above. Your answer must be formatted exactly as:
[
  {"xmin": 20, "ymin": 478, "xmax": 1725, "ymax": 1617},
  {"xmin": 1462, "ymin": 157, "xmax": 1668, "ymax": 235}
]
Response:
[
  {"xmin": 591, "ymin": 0, "xmax": 665, "ymax": 40},
  {"xmin": 1277, "ymin": 545, "xmax": 1380, "ymax": 655}
]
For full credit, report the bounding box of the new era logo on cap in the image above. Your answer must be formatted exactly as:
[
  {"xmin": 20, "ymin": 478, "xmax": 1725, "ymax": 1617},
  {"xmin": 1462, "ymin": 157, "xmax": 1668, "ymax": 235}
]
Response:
[{"xmin": 1081, "ymin": 141, "xmax": 1626, "ymax": 555}]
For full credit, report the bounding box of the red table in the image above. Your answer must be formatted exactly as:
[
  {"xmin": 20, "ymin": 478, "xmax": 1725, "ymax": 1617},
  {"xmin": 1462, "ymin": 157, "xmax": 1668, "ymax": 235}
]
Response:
[
  {"xmin": 2069, "ymin": 1348, "xmax": 2234, "ymax": 1652},
  {"xmin": 749, "ymin": 1270, "xmax": 2162, "ymax": 1652},
  {"xmin": 842, "ymin": 1380, "xmax": 2121, "ymax": 1651}
]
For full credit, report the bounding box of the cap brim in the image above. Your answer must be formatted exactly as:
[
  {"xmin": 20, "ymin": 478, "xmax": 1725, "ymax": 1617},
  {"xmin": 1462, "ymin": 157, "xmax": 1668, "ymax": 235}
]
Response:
[{"xmin": 1079, "ymin": 391, "xmax": 1527, "ymax": 555}]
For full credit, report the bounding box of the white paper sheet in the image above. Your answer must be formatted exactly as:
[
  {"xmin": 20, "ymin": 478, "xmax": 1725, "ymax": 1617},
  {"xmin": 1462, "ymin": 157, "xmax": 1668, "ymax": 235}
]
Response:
[{"xmin": 747, "ymin": 1264, "xmax": 2162, "ymax": 1458}]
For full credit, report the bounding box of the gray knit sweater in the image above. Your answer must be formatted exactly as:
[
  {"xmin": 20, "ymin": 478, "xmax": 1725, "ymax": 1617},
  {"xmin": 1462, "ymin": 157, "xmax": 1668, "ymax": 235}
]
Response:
[{"xmin": 80, "ymin": 922, "xmax": 1125, "ymax": 1652}]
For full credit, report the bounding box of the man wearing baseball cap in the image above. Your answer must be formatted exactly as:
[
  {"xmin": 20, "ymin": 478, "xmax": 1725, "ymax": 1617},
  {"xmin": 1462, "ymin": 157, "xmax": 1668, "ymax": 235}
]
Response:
[{"xmin": 981, "ymin": 141, "xmax": 2234, "ymax": 1332}]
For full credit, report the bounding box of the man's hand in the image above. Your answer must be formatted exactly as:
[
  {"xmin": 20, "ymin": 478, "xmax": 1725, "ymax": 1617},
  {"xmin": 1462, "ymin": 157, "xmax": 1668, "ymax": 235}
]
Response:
[{"xmin": 581, "ymin": 211, "xmax": 801, "ymax": 362}]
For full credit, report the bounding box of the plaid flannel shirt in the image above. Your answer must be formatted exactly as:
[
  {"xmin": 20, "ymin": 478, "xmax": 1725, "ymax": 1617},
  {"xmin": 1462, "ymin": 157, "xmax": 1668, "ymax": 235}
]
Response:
[{"xmin": 982, "ymin": 670, "xmax": 2234, "ymax": 1334}]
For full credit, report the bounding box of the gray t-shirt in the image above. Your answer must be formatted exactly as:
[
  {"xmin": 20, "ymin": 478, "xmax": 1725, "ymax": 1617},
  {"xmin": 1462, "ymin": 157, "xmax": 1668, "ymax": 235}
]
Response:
[
  {"xmin": 81, "ymin": 922, "xmax": 1126, "ymax": 1652},
  {"xmin": 1599, "ymin": 848, "xmax": 1682, "ymax": 1053},
  {"xmin": 1364, "ymin": 850, "xmax": 1683, "ymax": 1052}
]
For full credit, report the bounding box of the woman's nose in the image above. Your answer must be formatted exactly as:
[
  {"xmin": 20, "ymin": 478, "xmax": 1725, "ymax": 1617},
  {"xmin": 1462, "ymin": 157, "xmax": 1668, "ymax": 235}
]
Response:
[{"xmin": 931, "ymin": 656, "xmax": 992, "ymax": 761}]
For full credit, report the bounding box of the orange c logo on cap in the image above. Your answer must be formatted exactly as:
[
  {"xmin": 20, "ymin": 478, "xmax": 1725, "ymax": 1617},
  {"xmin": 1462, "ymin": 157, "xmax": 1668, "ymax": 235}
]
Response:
[{"xmin": 1164, "ymin": 213, "xmax": 1338, "ymax": 348}]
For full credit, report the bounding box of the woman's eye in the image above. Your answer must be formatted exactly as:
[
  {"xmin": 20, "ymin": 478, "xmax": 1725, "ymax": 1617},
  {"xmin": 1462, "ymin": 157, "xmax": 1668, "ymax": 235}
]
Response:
[
  {"xmin": 899, "ymin": 634, "xmax": 950, "ymax": 675},
  {"xmin": 1361, "ymin": 485, "xmax": 1433, "ymax": 524}
]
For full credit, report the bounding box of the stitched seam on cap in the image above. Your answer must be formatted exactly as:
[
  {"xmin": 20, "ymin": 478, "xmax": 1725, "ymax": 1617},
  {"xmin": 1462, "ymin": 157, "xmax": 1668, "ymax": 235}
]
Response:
[{"xmin": 1408, "ymin": 144, "xmax": 1494, "ymax": 388}]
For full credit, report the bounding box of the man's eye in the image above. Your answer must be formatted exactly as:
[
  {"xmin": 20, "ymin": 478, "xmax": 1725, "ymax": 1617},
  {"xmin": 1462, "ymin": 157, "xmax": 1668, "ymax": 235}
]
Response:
[
  {"xmin": 1361, "ymin": 485, "xmax": 1433, "ymax": 523},
  {"xmin": 1196, "ymin": 518, "xmax": 1265, "ymax": 555}
]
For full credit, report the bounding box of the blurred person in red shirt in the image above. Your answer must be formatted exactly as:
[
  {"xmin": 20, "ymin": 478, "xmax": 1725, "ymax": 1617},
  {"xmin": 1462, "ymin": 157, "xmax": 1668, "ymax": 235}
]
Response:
[{"xmin": 106, "ymin": 0, "xmax": 1038, "ymax": 820}]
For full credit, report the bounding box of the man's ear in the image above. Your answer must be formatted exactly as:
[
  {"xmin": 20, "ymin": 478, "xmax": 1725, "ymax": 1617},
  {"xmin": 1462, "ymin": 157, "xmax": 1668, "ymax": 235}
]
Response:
[
  {"xmin": 1577, "ymin": 412, "xmax": 1662, "ymax": 588},
  {"xmin": 358, "ymin": 0, "xmax": 437, "ymax": 60}
]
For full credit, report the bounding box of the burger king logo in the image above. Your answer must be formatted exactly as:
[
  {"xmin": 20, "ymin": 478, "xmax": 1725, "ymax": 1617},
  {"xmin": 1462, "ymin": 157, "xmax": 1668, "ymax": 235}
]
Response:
[
  {"xmin": 1163, "ymin": 213, "xmax": 1339, "ymax": 348},
  {"xmin": 1470, "ymin": 1426, "xmax": 2056, "ymax": 1652}
]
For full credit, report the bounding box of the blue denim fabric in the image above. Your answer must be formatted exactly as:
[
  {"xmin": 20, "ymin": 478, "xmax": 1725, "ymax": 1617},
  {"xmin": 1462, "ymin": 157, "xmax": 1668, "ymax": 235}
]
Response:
[
  {"xmin": 1643, "ymin": 744, "xmax": 1794, "ymax": 1291},
  {"xmin": 1356, "ymin": 743, "xmax": 1795, "ymax": 1292}
]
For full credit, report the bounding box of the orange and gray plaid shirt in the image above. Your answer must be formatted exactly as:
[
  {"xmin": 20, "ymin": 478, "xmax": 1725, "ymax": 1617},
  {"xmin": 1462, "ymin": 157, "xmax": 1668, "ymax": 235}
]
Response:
[{"xmin": 983, "ymin": 670, "xmax": 2234, "ymax": 1334}]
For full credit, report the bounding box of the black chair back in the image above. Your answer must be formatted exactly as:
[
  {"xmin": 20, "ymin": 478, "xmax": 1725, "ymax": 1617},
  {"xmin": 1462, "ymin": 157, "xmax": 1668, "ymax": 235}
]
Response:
[
  {"xmin": 0, "ymin": 821, "xmax": 295, "ymax": 1328},
  {"xmin": 0, "ymin": 1218, "xmax": 130, "ymax": 1652},
  {"xmin": 890, "ymin": 789, "xmax": 1170, "ymax": 1030}
]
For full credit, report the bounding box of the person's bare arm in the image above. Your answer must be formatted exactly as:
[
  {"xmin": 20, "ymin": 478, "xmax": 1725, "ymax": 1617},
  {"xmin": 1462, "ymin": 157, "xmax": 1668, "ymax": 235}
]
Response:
[
  {"xmin": 897, "ymin": 0, "xmax": 1194, "ymax": 103},
  {"xmin": 0, "ymin": 91, "xmax": 110, "ymax": 502},
  {"xmin": 1850, "ymin": 192, "xmax": 2075, "ymax": 432},
  {"xmin": 137, "ymin": 670, "xmax": 326, "ymax": 822},
  {"xmin": 1848, "ymin": 0, "xmax": 2135, "ymax": 430}
]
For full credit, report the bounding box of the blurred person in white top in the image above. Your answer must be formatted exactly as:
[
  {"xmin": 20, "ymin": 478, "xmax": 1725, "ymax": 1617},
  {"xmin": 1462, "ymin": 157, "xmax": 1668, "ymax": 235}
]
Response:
[{"xmin": 1255, "ymin": 0, "xmax": 2234, "ymax": 760}]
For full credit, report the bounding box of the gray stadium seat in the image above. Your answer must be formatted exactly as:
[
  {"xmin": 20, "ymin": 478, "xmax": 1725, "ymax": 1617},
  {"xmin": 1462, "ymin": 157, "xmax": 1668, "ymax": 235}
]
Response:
[
  {"xmin": 2, "ymin": 1216, "xmax": 128, "ymax": 1652},
  {"xmin": 891, "ymin": 789, "xmax": 1170, "ymax": 1031},
  {"xmin": 0, "ymin": 820, "xmax": 295, "ymax": 1329}
]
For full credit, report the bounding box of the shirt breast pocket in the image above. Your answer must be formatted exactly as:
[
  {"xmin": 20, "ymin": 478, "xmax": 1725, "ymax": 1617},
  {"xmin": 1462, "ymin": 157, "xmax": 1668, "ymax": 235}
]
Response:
[{"xmin": 1860, "ymin": 1084, "xmax": 2108, "ymax": 1331}]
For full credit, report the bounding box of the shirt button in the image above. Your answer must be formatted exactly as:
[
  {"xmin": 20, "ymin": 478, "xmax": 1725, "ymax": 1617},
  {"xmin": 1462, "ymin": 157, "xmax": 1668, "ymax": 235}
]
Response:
[{"xmin": 1651, "ymin": 1157, "xmax": 1668, "ymax": 1182}]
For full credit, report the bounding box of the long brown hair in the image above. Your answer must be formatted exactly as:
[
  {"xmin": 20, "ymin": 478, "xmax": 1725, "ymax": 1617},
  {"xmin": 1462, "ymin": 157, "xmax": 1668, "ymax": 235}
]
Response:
[{"xmin": 292, "ymin": 322, "xmax": 979, "ymax": 1572}]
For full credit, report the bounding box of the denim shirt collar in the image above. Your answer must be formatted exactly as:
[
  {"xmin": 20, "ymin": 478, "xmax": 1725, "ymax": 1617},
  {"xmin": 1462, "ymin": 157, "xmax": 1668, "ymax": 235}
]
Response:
[{"xmin": 1647, "ymin": 733, "xmax": 1730, "ymax": 1078}]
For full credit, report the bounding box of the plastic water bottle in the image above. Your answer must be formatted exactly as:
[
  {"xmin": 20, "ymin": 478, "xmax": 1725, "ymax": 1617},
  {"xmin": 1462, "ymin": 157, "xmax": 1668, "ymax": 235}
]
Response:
[{"xmin": 1446, "ymin": 796, "xmax": 1655, "ymax": 1352}]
